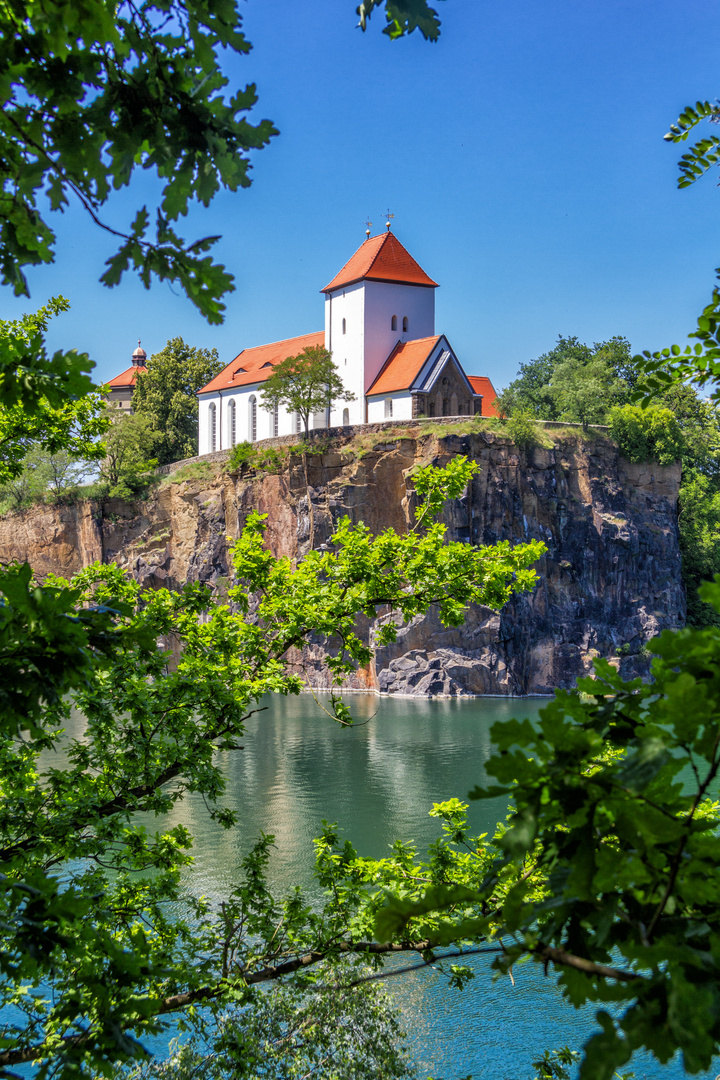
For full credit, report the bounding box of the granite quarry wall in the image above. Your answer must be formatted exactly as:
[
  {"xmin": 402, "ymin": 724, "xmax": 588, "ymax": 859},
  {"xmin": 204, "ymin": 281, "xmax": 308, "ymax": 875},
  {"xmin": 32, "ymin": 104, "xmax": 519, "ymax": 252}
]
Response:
[{"xmin": 0, "ymin": 424, "xmax": 685, "ymax": 695}]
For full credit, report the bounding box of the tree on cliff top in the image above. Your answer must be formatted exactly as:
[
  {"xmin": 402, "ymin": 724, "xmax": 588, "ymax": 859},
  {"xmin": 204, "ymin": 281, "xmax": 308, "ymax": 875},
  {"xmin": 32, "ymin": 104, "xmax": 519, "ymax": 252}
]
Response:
[
  {"xmin": 495, "ymin": 336, "xmax": 636, "ymax": 425},
  {"xmin": 259, "ymin": 346, "xmax": 355, "ymax": 436},
  {"xmin": 132, "ymin": 338, "xmax": 224, "ymax": 465}
]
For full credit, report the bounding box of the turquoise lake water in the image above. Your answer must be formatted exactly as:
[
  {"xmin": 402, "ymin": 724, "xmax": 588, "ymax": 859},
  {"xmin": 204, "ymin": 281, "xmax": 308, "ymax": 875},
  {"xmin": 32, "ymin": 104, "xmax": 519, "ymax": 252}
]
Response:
[{"xmin": 153, "ymin": 691, "xmax": 709, "ymax": 1080}]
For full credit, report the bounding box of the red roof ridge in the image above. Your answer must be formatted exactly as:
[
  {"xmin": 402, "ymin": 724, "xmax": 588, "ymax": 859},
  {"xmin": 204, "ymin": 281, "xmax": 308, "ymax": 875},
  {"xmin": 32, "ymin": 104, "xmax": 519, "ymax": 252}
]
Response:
[
  {"xmin": 198, "ymin": 330, "xmax": 324, "ymax": 395},
  {"xmin": 106, "ymin": 365, "xmax": 143, "ymax": 388}
]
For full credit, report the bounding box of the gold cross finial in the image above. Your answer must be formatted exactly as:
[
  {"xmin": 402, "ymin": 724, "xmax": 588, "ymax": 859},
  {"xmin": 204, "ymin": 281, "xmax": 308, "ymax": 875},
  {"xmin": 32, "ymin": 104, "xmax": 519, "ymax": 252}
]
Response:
[
  {"xmin": 364, "ymin": 218, "xmax": 372, "ymax": 238},
  {"xmin": 384, "ymin": 209, "xmax": 394, "ymax": 230}
]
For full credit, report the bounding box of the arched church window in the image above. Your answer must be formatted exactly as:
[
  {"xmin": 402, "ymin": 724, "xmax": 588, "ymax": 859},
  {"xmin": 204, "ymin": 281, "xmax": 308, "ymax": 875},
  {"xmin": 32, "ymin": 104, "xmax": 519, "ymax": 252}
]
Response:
[
  {"xmin": 228, "ymin": 399, "xmax": 236, "ymax": 446},
  {"xmin": 391, "ymin": 315, "xmax": 397, "ymax": 331},
  {"xmin": 249, "ymin": 395, "xmax": 257, "ymax": 442},
  {"xmin": 402, "ymin": 316, "xmax": 409, "ymax": 333},
  {"xmin": 435, "ymin": 391, "xmax": 443, "ymax": 417},
  {"xmin": 209, "ymin": 402, "xmax": 217, "ymax": 452},
  {"xmin": 342, "ymin": 318, "xmax": 346, "ymax": 335},
  {"xmin": 450, "ymin": 392, "xmax": 458, "ymax": 415},
  {"xmin": 342, "ymin": 408, "xmax": 350, "ymax": 426},
  {"xmin": 384, "ymin": 397, "xmax": 393, "ymax": 418}
]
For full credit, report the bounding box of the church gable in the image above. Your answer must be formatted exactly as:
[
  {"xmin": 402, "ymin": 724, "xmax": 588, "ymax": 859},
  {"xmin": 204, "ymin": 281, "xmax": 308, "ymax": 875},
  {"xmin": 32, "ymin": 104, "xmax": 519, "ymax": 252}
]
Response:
[{"xmin": 412, "ymin": 353, "xmax": 478, "ymax": 418}]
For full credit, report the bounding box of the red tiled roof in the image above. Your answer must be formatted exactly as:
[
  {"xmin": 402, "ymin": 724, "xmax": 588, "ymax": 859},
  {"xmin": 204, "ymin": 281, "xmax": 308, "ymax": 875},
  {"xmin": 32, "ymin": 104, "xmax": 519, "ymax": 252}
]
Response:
[
  {"xmin": 468, "ymin": 375, "xmax": 500, "ymax": 416},
  {"xmin": 367, "ymin": 336, "xmax": 442, "ymax": 395},
  {"xmin": 106, "ymin": 365, "xmax": 143, "ymax": 389},
  {"xmin": 322, "ymin": 232, "xmax": 438, "ymax": 293},
  {"xmin": 198, "ymin": 331, "xmax": 325, "ymax": 394}
]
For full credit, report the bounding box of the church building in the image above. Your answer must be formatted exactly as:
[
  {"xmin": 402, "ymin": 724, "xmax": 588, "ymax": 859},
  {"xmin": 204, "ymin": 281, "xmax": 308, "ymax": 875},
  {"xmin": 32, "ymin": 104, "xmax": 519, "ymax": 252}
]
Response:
[{"xmin": 193, "ymin": 227, "xmax": 498, "ymax": 454}]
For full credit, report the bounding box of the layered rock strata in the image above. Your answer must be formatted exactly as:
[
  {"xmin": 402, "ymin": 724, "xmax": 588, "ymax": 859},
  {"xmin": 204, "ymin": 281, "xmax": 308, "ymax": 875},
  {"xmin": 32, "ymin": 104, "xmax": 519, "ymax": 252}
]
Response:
[{"xmin": 0, "ymin": 426, "xmax": 685, "ymax": 695}]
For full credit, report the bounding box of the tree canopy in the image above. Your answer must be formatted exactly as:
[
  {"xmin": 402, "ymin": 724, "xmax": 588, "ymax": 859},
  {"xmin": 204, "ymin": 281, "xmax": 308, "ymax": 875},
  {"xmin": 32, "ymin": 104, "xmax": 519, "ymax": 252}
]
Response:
[
  {"xmin": 132, "ymin": 337, "xmax": 224, "ymax": 465},
  {"xmin": 259, "ymin": 346, "xmax": 355, "ymax": 436},
  {"xmin": 0, "ymin": 298, "xmax": 107, "ymax": 483},
  {"xmin": 0, "ymin": 320, "xmax": 544, "ymax": 1075},
  {"xmin": 374, "ymin": 579, "xmax": 720, "ymax": 1080},
  {"xmin": 0, "ymin": 0, "xmax": 445, "ymax": 325},
  {"xmin": 495, "ymin": 336, "xmax": 636, "ymax": 426},
  {"xmin": 0, "ymin": 0, "xmax": 279, "ymax": 323}
]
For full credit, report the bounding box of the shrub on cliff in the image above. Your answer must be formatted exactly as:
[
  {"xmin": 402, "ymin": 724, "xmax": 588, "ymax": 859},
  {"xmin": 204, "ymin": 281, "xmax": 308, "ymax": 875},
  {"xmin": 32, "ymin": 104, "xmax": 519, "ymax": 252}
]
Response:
[
  {"xmin": 608, "ymin": 403, "xmax": 685, "ymax": 465},
  {"xmin": 0, "ymin": 446, "xmax": 95, "ymax": 512}
]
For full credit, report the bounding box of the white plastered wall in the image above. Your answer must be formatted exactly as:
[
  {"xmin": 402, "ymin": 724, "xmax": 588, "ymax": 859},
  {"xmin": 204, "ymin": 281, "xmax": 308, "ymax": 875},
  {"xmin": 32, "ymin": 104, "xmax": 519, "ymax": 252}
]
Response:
[
  {"xmin": 325, "ymin": 282, "xmax": 365, "ymax": 427},
  {"xmin": 366, "ymin": 391, "xmax": 413, "ymax": 423},
  {"xmin": 362, "ymin": 281, "xmax": 435, "ymax": 393},
  {"xmin": 199, "ymin": 388, "xmax": 309, "ymax": 451},
  {"xmin": 324, "ymin": 278, "xmax": 435, "ymax": 426}
]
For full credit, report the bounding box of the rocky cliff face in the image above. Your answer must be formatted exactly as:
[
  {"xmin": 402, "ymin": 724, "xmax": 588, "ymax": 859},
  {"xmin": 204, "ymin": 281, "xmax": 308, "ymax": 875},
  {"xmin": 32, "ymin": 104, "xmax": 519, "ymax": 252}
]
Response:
[{"xmin": 0, "ymin": 424, "xmax": 685, "ymax": 695}]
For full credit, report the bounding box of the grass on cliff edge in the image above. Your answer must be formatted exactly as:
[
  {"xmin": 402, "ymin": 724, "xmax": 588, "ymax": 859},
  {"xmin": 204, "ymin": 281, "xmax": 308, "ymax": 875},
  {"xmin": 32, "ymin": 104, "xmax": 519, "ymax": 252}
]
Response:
[{"xmin": 219, "ymin": 416, "xmax": 606, "ymax": 478}]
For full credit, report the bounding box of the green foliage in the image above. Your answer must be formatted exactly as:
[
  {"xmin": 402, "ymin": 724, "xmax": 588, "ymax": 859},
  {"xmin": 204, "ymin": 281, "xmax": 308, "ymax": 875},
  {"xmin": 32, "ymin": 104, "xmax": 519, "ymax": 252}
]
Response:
[
  {"xmin": 132, "ymin": 338, "xmax": 224, "ymax": 465},
  {"xmin": 0, "ymin": 300, "xmax": 108, "ymax": 482},
  {"xmin": 678, "ymin": 471, "xmax": 720, "ymax": 626},
  {"xmin": 227, "ymin": 441, "xmax": 289, "ymax": 474},
  {"xmin": 374, "ymin": 579, "xmax": 720, "ymax": 1080},
  {"xmin": 123, "ymin": 972, "xmax": 415, "ymax": 1079},
  {"xmin": 504, "ymin": 412, "xmax": 545, "ymax": 450},
  {"xmin": 228, "ymin": 441, "xmax": 258, "ymax": 469},
  {"xmin": 608, "ymin": 404, "xmax": 685, "ymax": 465},
  {"xmin": 259, "ymin": 347, "xmax": 355, "ymax": 436},
  {"xmin": 356, "ymin": 0, "xmax": 444, "ymax": 40},
  {"xmin": 531, "ymin": 1048, "xmax": 580, "ymax": 1080},
  {"xmin": 100, "ymin": 411, "xmax": 160, "ymax": 499},
  {"xmin": 664, "ymin": 99, "xmax": 720, "ymax": 188},
  {"xmin": 0, "ymin": 455, "xmax": 543, "ymax": 1076},
  {"xmin": 625, "ymin": 385, "xmax": 720, "ymax": 627},
  {"xmin": 0, "ymin": 0, "xmax": 277, "ymax": 322},
  {"xmin": 0, "ymin": 445, "xmax": 93, "ymax": 512},
  {"xmin": 496, "ymin": 336, "xmax": 636, "ymax": 426},
  {"xmin": 161, "ymin": 461, "xmax": 214, "ymax": 486},
  {"xmin": 632, "ymin": 282, "xmax": 720, "ymax": 409}
]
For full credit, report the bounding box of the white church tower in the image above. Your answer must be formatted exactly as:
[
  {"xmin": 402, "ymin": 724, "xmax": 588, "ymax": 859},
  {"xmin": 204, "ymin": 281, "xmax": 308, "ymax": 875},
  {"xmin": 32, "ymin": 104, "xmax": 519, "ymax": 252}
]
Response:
[{"xmin": 321, "ymin": 223, "xmax": 438, "ymax": 425}]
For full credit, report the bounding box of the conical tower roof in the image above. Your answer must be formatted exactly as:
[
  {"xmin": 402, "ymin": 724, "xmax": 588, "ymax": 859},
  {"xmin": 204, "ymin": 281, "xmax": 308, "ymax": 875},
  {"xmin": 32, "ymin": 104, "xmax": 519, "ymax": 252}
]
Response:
[{"xmin": 321, "ymin": 232, "xmax": 438, "ymax": 293}]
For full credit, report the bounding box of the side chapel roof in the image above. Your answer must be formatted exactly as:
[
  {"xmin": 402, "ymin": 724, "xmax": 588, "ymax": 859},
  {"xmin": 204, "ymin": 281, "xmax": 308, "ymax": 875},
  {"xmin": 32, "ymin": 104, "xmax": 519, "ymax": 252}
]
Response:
[
  {"xmin": 198, "ymin": 331, "xmax": 325, "ymax": 395},
  {"xmin": 322, "ymin": 232, "xmax": 438, "ymax": 293},
  {"xmin": 467, "ymin": 375, "xmax": 500, "ymax": 416},
  {"xmin": 367, "ymin": 336, "xmax": 443, "ymax": 395}
]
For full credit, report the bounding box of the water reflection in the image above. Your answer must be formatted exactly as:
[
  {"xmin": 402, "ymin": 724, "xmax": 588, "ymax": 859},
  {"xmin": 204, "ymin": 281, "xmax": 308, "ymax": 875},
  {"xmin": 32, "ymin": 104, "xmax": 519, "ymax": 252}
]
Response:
[{"xmin": 54, "ymin": 693, "xmax": 695, "ymax": 1079}]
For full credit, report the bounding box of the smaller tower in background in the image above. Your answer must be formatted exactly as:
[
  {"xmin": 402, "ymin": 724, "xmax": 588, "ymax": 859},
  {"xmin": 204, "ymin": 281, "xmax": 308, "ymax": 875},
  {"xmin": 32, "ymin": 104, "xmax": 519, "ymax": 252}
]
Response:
[
  {"xmin": 131, "ymin": 341, "xmax": 147, "ymax": 369},
  {"xmin": 105, "ymin": 340, "xmax": 149, "ymax": 412}
]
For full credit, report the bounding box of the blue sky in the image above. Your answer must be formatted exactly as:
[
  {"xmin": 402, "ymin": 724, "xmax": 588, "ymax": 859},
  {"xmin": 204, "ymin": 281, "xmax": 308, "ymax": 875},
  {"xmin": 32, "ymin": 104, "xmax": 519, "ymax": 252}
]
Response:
[{"xmin": 5, "ymin": 0, "xmax": 720, "ymax": 389}]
